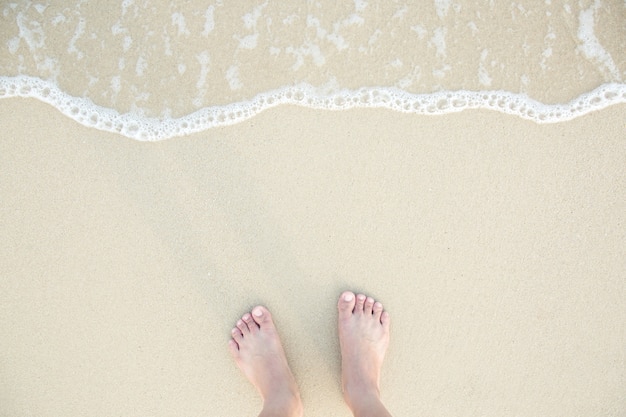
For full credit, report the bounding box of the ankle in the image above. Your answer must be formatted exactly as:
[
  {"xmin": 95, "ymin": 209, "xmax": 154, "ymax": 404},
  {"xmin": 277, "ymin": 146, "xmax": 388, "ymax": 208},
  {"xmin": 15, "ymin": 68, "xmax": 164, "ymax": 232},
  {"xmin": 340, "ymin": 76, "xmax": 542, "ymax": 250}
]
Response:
[
  {"xmin": 262, "ymin": 392, "xmax": 303, "ymax": 417},
  {"xmin": 347, "ymin": 394, "xmax": 389, "ymax": 417},
  {"xmin": 343, "ymin": 385, "xmax": 381, "ymax": 413}
]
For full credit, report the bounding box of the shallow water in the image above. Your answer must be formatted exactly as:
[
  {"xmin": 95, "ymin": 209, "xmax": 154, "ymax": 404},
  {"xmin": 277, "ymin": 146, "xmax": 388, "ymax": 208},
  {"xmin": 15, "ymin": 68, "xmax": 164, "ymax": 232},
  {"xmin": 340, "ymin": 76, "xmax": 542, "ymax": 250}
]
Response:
[{"xmin": 1, "ymin": 0, "xmax": 625, "ymax": 140}]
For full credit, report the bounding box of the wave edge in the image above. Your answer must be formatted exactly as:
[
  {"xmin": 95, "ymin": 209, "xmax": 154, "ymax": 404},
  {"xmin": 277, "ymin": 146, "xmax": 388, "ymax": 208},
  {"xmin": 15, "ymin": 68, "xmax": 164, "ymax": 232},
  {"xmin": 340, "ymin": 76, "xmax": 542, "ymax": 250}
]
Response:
[{"xmin": 1, "ymin": 75, "xmax": 625, "ymax": 141}]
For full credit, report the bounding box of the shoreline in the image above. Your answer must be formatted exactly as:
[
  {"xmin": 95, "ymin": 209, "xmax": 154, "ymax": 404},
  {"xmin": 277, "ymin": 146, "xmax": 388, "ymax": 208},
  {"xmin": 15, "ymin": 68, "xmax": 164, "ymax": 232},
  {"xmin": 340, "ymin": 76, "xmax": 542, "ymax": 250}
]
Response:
[{"xmin": 2, "ymin": 76, "xmax": 626, "ymax": 140}]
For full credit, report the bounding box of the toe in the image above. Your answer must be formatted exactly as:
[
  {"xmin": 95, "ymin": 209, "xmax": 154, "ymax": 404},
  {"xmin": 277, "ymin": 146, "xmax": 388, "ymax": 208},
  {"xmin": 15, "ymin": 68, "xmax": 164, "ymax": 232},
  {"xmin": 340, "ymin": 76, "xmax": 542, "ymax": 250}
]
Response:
[
  {"xmin": 242, "ymin": 313, "xmax": 259, "ymax": 333},
  {"xmin": 231, "ymin": 327, "xmax": 244, "ymax": 343},
  {"xmin": 338, "ymin": 291, "xmax": 356, "ymax": 318},
  {"xmin": 354, "ymin": 294, "xmax": 366, "ymax": 314},
  {"xmin": 364, "ymin": 297, "xmax": 375, "ymax": 315},
  {"xmin": 251, "ymin": 306, "xmax": 273, "ymax": 328},
  {"xmin": 381, "ymin": 311, "xmax": 390, "ymax": 329},
  {"xmin": 373, "ymin": 302, "xmax": 384, "ymax": 321},
  {"xmin": 228, "ymin": 339, "xmax": 240, "ymax": 357},
  {"xmin": 236, "ymin": 319, "xmax": 249, "ymax": 335}
]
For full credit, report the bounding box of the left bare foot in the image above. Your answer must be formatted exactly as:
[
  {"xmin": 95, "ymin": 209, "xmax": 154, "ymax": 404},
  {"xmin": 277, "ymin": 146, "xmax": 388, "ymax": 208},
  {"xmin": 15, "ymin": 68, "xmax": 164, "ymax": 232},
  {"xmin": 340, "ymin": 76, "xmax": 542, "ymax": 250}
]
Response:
[{"xmin": 228, "ymin": 306, "xmax": 303, "ymax": 417}]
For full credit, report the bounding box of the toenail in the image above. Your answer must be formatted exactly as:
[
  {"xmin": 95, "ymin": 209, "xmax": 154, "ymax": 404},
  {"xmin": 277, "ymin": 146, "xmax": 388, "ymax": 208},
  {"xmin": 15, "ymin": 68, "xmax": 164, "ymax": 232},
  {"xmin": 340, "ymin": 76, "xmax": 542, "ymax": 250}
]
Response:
[
  {"xmin": 243, "ymin": 314, "xmax": 250, "ymax": 320},
  {"xmin": 253, "ymin": 308, "xmax": 263, "ymax": 317},
  {"xmin": 343, "ymin": 293, "xmax": 354, "ymax": 302},
  {"xmin": 358, "ymin": 295, "xmax": 365, "ymax": 300}
]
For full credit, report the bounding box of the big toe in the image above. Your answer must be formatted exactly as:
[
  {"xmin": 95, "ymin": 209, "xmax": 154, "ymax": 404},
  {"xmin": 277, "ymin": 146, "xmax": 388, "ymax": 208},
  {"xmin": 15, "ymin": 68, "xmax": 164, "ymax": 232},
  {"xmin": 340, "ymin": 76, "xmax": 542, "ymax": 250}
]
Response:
[
  {"xmin": 338, "ymin": 291, "xmax": 356, "ymax": 318},
  {"xmin": 251, "ymin": 305, "xmax": 274, "ymax": 328}
]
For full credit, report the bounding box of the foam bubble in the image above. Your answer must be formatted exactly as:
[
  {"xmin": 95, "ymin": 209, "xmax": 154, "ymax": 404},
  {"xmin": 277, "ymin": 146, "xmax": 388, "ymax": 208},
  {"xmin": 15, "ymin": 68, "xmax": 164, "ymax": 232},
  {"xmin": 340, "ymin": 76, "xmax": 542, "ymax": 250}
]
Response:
[{"xmin": 1, "ymin": 75, "xmax": 625, "ymax": 141}]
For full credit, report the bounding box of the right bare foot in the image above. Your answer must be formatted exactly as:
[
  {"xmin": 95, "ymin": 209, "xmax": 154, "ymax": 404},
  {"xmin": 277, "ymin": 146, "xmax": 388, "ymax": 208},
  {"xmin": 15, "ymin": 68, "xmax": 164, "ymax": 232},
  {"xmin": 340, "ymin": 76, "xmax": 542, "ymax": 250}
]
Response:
[{"xmin": 337, "ymin": 291, "xmax": 391, "ymax": 414}]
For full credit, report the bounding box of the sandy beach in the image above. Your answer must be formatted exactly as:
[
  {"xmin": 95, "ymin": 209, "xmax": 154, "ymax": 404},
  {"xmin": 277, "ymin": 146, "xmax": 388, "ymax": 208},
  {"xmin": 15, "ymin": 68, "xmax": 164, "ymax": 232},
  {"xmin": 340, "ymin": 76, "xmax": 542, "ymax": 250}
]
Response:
[{"xmin": 1, "ymin": 98, "xmax": 624, "ymax": 416}]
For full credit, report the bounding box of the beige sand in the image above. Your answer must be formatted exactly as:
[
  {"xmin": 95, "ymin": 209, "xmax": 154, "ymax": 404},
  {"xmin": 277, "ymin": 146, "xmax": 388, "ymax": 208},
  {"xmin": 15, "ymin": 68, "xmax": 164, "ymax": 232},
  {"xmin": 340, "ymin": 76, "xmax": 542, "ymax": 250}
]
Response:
[{"xmin": 1, "ymin": 99, "xmax": 625, "ymax": 416}]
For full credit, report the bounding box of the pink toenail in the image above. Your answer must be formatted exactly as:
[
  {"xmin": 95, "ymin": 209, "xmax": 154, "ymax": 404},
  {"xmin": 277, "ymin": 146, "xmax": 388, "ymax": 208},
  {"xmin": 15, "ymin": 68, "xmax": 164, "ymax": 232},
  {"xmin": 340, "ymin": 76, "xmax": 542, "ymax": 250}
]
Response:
[
  {"xmin": 253, "ymin": 308, "xmax": 263, "ymax": 317},
  {"xmin": 343, "ymin": 293, "xmax": 354, "ymax": 302}
]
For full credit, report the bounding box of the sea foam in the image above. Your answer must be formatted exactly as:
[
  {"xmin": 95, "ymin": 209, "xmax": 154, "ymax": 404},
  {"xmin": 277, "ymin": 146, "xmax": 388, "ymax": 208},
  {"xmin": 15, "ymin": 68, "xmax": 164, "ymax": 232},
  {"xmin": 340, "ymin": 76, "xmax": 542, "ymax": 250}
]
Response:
[{"xmin": 1, "ymin": 75, "xmax": 625, "ymax": 141}]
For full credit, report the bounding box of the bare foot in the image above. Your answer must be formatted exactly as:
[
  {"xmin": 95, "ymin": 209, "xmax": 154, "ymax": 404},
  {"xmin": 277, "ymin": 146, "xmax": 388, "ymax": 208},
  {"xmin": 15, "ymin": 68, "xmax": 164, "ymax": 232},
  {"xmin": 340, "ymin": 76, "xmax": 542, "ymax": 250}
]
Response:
[
  {"xmin": 338, "ymin": 291, "xmax": 391, "ymax": 415},
  {"xmin": 228, "ymin": 306, "xmax": 303, "ymax": 417}
]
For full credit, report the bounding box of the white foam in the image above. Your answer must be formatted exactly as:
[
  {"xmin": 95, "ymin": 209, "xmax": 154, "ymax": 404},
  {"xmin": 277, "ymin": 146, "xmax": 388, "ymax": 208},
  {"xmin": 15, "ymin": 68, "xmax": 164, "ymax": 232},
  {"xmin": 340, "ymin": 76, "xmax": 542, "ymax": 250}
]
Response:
[
  {"xmin": 51, "ymin": 13, "xmax": 66, "ymax": 26},
  {"xmin": 121, "ymin": 0, "xmax": 134, "ymax": 17},
  {"xmin": 7, "ymin": 37, "xmax": 20, "ymax": 54},
  {"xmin": 242, "ymin": 4, "xmax": 265, "ymax": 30},
  {"xmin": 1, "ymin": 75, "xmax": 625, "ymax": 142},
  {"xmin": 393, "ymin": 6, "xmax": 408, "ymax": 19},
  {"xmin": 15, "ymin": 11, "xmax": 46, "ymax": 52},
  {"xmin": 430, "ymin": 27, "xmax": 447, "ymax": 59},
  {"xmin": 163, "ymin": 32, "xmax": 173, "ymax": 56},
  {"xmin": 111, "ymin": 21, "xmax": 126, "ymax": 35},
  {"xmin": 171, "ymin": 12, "xmax": 190, "ymax": 37},
  {"xmin": 410, "ymin": 25, "xmax": 427, "ymax": 40},
  {"xmin": 353, "ymin": 0, "xmax": 368, "ymax": 13},
  {"xmin": 225, "ymin": 65, "xmax": 243, "ymax": 90},
  {"xmin": 67, "ymin": 17, "xmax": 86, "ymax": 59},
  {"xmin": 33, "ymin": 4, "xmax": 47, "ymax": 14},
  {"xmin": 110, "ymin": 76, "xmax": 121, "ymax": 94},
  {"xmin": 235, "ymin": 33, "xmax": 258, "ymax": 49},
  {"xmin": 122, "ymin": 35, "xmax": 132, "ymax": 52},
  {"xmin": 434, "ymin": 0, "xmax": 452, "ymax": 19},
  {"xmin": 282, "ymin": 14, "xmax": 299, "ymax": 26},
  {"xmin": 467, "ymin": 21, "xmax": 478, "ymax": 36},
  {"xmin": 577, "ymin": 1, "xmax": 621, "ymax": 81},
  {"xmin": 397, "ymin": 66, "xmax": 421, "ymax": 89},
  {"xmin": 196, "ymin": 51, "xmax": 211, "ymax": 89},
  {"xmin": 201, "ymin": 6, "xmax": 215, "ymax": 37},
  {"xmin": 479, "ymin": 49, "xmax": 492, "ymax": 87},
  {"xmin": 135, "ymin": 56, "xmax": 147, "ymax": 76},
  {"xmin": 285, "ymin": 43, "xmax": 326, "ymax": 70}
]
